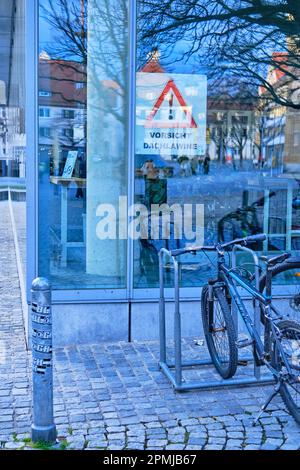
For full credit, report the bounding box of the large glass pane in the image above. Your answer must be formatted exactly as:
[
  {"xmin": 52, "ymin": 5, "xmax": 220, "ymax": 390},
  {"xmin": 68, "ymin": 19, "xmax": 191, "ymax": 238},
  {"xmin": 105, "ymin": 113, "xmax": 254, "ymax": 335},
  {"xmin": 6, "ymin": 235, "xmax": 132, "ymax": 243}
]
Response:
[
  {"xmin": 135, "ymin": 1, "xmax": 300, "ymax": 288},
  {"xmin": 38, "ymin": 0, "xmax": 128, "ymax": 289},
  {"xmin": 1, "ymin": 0, "xmax": 26, "ymax": 179}
]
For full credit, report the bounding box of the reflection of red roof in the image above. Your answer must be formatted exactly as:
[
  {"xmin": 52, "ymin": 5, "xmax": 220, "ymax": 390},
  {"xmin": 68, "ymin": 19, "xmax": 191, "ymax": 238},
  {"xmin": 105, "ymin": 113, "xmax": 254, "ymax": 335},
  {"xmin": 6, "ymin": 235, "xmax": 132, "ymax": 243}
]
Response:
[
  {"xmin": 270, "ymin": 52, "xmax": 288, "ymax": 81},
  {"xmin": 139, "ymin": 58, "xmax": 165, "ymax": 73},
  {"xmin": 39, "ymin": 59, "xmax": 86, "ymax": 107},
  {"xmin": 259, "ymin": 52, "xmax": 288, "ymax": 95}
]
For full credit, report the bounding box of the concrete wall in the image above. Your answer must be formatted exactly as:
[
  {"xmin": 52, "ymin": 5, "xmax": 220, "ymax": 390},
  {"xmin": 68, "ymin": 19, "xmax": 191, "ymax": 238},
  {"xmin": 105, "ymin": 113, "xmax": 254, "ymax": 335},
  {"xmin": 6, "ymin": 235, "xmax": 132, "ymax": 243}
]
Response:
[
  {"xmin": 52, "ymin": 302, "xmax": 129, "ymax": 347},
  {"xmin": 51, "ymin": 300, "xmax": 205, "ymax": 347},
  {"xmin": 48, "ymin": 297, "xmax": 299, "ymax": 347}
]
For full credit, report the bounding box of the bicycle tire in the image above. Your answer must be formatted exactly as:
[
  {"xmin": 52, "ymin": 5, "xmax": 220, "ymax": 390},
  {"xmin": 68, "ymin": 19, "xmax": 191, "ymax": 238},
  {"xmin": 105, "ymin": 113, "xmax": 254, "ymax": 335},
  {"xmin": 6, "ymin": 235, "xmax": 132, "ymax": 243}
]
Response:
[
  {"xmin": 259, "ymin": 259, "xmax": 300, "ymax": 325},
  {"xmin": 272, "ymin": 319, "xmax": 300, "ymax": 424},
  {"xmin": 201, "ymin": 284, "xmax": 238, "ymax": 379},
  {"xmin": 218, "ymin": 216, "xmax": 243, "ymax": 243}
]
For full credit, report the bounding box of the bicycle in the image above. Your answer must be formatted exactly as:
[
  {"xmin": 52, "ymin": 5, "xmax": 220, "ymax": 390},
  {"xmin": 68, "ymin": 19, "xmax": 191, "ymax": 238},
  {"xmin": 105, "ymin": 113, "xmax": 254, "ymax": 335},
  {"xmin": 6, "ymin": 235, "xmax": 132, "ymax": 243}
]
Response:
[
  {"xmin": 218, "ymin": 193, "xmax": 276, "ymax": 247},
  {"xmin": 172, "ymin": 234, "xmax": 300, "ymax": 424},
  {"xmin": 259, "ymin": 257, "xmax": 300, "ymax": 326}
]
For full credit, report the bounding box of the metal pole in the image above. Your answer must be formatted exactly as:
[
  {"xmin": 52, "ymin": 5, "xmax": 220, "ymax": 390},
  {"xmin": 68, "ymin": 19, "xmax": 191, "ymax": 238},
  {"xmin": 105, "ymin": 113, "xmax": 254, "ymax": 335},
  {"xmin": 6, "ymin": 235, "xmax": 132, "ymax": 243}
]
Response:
[
  {"xmin": 174, "ymin": 258, "xmax": 182, "ymax": 386},
  {"xmin": 286, "ymin": 182, "xmax": 293, "ymax": 251},
  {"xmin": 31, "ymin": 278, "xmax": 56, "ymax": 444},
  {"xmin": 232, "ymin": 245, "xmax": 261, "ymax": 379},
  {"xmin": 253, "ymin": 252, "xmax": 261, "ymax": 380},
  {"xmin": 159, "ymin": 250, "xmax": 167, "ymax": 364},
  {"xmin": 263, "ymin": 189, "xmax": 269, "ymax": 252}
]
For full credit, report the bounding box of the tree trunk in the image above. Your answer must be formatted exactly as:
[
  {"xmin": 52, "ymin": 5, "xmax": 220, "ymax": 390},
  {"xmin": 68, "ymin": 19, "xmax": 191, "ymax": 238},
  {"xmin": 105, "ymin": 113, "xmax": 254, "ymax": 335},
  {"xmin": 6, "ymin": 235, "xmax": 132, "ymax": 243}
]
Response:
[{"xmin": 239, "ymin": 145, "xmax": 244, "ymax": 169}]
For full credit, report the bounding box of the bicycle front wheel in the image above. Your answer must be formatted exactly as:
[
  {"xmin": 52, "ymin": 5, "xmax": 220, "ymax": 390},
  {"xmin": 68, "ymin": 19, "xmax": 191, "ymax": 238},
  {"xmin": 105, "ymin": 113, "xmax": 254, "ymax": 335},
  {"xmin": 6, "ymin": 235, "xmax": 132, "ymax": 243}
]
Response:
[
  {"xmin": 273, "ymin": 320, "xmax": 300, "ymax": 424},
  {"xmin": 201, "ymin": 285, "xmax": 238, "ymax": 379}
]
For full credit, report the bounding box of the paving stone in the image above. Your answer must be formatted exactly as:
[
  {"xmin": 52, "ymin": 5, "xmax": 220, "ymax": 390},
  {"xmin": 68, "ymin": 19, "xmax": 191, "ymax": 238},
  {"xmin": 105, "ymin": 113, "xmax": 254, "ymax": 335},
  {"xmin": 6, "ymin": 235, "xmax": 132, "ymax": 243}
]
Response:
[
  {"xmin": 185, "ymin": 445, "xmax": 204, "ymax": 450},
  {"xmin": 245, "ymin": 438, "xmax": 262, "ymax": 445},
  {"xmin": 5, "ymin": 441, "xmax": 24, "ymax": 450},
  {"xmin": 207, "ymin": 437, "xmax": 226, "ymax": 445},
  {"xmin": 225, "ymin": 439, "xmax": 243, "ymax": 448},
  {"xmin": 204, "ymin": 445, "xmax": 224, "ymax": 450},
  {"xmin": 227, "ymin": 432, "xmax": 244, "ymax": 439},
  {"xmin": 260, "ymin": 442, "xmax": 282, "ymax": 450},
  {"xmin": 280, "ymin": 443, "xmax": 300, "ymax": 450},
  {"xmin": 165, "ymin": 444, "xmax": 185, "ymax": 450},
  {"xmin": 126, "ymin": 444, "xmax": 145, "ymax": 450},
  {"xmin": 188, "ymin": 437, "xmax": 206, "ymax": 446},
  {"xmin": 147, "ymin": 439, "xmax": 168, "ymax": 447}
]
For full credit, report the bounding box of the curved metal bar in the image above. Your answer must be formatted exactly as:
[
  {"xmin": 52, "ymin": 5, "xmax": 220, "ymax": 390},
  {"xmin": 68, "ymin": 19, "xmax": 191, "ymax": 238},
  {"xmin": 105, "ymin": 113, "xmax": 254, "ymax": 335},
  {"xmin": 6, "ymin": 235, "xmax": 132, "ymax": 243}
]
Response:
[{"xmin": 158, "ymin": 246, "xmax": 273, "ymax": 391}]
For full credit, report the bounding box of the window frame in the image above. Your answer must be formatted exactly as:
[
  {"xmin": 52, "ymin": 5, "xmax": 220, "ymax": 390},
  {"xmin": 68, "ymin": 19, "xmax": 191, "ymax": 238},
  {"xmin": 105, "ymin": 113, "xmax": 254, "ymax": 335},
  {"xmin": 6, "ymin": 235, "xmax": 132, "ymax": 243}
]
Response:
[{"xmin": 26, "ymin": 0, "xmax": 295, "ymax": 304}]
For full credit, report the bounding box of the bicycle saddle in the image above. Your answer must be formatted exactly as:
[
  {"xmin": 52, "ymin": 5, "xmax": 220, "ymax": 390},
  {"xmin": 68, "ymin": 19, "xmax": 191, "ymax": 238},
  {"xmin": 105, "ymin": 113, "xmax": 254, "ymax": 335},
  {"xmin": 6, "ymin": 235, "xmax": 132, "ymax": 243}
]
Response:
[{"xmin": 260, "ymin": 253, "xmax": 291, "ymax": 266}]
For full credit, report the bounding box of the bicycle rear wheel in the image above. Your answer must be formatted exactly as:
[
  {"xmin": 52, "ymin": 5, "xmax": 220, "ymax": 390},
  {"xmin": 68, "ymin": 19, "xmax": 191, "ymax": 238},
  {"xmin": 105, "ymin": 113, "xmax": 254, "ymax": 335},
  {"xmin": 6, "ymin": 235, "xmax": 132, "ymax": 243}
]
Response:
[
  {"xmin": 272, "ymin": 320, "xmax": 300, "ymax": 424},
  {"xmin": 201, "ymin": 285, "xmax": 238, "ymax": 379},
  {"xmin": 259, "ymin": 259, "xmax": 300, "ymax": 324}
]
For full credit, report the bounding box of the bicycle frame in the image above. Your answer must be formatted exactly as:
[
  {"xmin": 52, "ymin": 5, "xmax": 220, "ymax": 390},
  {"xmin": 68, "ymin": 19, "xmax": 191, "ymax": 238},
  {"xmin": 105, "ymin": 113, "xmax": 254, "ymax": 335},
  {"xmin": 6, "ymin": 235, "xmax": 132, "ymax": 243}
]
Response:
[{"xmin": 215, "ymin": 251, "xmax": 294, "ymax": 379}]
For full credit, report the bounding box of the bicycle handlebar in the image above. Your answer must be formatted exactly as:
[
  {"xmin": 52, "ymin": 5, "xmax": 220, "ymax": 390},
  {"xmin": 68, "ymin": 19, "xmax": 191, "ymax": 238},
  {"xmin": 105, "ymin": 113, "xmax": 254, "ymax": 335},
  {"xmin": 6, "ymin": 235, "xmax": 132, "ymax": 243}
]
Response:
[
  {"xmin": 254, "ymin": 191, "xmax": 276, "ymax": 208},
  {"xmin": 169, "ymin": 233, "xmax": 267, "ymax": 257}
]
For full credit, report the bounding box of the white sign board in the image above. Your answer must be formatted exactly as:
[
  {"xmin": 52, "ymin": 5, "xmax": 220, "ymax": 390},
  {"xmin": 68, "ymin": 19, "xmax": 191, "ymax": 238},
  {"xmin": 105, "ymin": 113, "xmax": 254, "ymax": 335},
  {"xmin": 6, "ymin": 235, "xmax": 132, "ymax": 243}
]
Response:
[
  {"xmin": 62, "ymin": 151, "xmax": 78, "ymax": 178},
  {"xmin": 136, "ymin": 73, "xmax": 207, "ymax": 158}
]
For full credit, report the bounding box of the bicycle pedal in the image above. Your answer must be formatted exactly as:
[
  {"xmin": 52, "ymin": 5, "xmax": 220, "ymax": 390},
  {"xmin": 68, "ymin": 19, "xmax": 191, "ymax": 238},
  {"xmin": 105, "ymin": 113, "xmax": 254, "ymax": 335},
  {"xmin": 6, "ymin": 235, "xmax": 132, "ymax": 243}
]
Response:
[
  {"xmin": 236, "ymin": 338, "xmax": 254, "ymax": 349},
  {"xmin": 237, "ymin": 360, "xmax": 249, "ymax": 367}
]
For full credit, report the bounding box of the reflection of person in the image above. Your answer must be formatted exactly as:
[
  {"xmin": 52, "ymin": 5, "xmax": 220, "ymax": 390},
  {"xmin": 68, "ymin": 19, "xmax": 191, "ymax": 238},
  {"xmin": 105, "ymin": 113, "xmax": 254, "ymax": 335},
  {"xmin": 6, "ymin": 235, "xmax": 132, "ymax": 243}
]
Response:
[
  {"xmin": 178, "ymin": 156, "xmax": 191, "ymax": 177},
  {"xmin": 203, "ymin": 154, "xmax": 210, "ymax": 175},
  {"xmin": 141, "ymin": 159, "xmax": 159, "ymax": 180},
  {"xmin": 191, "ymin": 156, "xmax": 199, "ymax": 175},
  {"xmin": 75, "ymin": 155, "xmax": 86, "ymax": 199},
  {"xmin": 258, "ymin": 154, "xmax": 264, "ymax": 169}
]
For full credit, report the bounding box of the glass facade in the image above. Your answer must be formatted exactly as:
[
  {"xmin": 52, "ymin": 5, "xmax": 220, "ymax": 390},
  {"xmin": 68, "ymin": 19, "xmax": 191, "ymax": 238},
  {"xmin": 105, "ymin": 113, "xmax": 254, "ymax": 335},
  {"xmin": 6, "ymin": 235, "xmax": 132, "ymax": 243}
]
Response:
[
  {"xmin": 134, "ymin": 0, "xmax": 300, "ymax": 289},
  {"xmin": 0, "ymin": 0, "xmax": 26, "ymax": 179},
  {"xmin": 38, "ymin": 0, "xmax": 128, "ymax": 289},
  {"xmin": 36, "ymin": 1, "xmax": 300, "ymax": 294}
]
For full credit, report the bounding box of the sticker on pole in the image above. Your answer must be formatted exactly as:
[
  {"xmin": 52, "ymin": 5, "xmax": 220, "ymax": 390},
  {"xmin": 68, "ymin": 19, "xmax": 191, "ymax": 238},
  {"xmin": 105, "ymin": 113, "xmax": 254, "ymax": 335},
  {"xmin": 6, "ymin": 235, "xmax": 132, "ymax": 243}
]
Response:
[{"xmin": 136, "ymin": 73, "xmax": 207, "ymax": 157}]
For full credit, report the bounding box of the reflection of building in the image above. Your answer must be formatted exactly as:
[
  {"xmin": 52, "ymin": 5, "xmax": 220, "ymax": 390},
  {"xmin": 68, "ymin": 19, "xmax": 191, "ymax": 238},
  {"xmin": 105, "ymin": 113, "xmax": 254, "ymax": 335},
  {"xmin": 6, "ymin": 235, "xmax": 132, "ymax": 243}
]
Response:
[
  {"xmin": 207, "ymin": 102, "xmax": 255, "ymax": 165},
  {"xmin": 39, "ymin": 55, "xmax": 86, "ymax": 173},
  {"xmin": 284, "ymin": 107, "xmax": 300, "ymax": 173},
  {"xmin": 38, "ymin": 55, "xmax": 124, "ymax": 175},
  {"xmin": 259, "ymin": 52, "xmax": 300, "ymax": 173}
]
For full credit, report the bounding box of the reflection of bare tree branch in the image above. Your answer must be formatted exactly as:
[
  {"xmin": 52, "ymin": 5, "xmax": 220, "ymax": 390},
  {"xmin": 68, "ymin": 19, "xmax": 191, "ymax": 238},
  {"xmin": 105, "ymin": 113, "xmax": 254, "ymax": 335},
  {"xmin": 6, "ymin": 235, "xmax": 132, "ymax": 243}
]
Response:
[
  {"xmin": 40, "ymin": 0, "xmax": 87, "ymax": 63},
  {"xmin": 139, "ymin": 0, "xmax": 300, "ymax": 109},
  {"xmin": 230, "ymin": 116, "xmax": 252, "ymax": 167},
  {"xmin": 40, "ymin": 0, "xmax": 128, "ymax": 124}
]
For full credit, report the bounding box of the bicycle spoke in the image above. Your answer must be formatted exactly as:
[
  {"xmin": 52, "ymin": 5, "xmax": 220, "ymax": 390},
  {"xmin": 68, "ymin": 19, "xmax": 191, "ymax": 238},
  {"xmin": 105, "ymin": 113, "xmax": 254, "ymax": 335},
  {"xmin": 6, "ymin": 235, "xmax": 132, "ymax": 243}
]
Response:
[{"xmin": 211, "ymin": 295, "xmax": 230, "ymax": 365}]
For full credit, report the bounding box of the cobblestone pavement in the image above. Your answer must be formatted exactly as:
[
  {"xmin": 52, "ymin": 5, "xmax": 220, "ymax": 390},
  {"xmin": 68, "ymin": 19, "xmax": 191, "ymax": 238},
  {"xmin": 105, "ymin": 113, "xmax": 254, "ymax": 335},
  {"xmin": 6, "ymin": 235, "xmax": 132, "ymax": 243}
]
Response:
[{"xmin": 1, "ymin": 200, "xmax": 300, "ymax": 451}]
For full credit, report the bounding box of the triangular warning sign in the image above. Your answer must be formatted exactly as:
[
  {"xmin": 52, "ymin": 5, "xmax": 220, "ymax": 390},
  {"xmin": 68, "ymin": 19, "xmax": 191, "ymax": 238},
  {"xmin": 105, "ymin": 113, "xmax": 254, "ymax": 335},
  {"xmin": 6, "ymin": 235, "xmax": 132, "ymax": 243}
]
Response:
[{"xmin": 145, "ymin": 79, "xmax": 198, "ymax": 129}]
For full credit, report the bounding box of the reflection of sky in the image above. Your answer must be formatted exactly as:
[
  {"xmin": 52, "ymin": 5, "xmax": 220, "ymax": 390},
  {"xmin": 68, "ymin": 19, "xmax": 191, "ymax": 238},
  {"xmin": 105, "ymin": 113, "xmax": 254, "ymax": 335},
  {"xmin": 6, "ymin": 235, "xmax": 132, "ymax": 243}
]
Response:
[
  {"xmin": 39, "ymin": 0, "xmax": 280, "ymax": 78},
  {"xmin": 39, "ymin": 0, "xmax": 53, "ymax": 50},
  {"xmin": 39, "ymin": 0, "xmax": 203, "ymax": 74},
  {"xmin": 39, "ymin": 0, "xmax": 75, "ymax": 54}
]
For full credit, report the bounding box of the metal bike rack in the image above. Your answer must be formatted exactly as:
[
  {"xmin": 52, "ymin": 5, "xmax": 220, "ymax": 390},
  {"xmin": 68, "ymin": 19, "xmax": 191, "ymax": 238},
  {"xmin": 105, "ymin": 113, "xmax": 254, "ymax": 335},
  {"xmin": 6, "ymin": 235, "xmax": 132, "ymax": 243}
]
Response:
[{"xmin": 158, "ymin": 247, "xmax": 274, "ymax": 391}]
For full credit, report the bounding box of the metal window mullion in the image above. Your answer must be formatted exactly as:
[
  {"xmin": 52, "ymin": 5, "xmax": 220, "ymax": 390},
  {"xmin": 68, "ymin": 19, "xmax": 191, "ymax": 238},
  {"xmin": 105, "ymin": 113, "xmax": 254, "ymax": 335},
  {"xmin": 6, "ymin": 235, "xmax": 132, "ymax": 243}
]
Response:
[
  {"xmin": 126, "ymin": 0, "xmax": 137, "ymax": 302},
  {"xmin": 25, "ymin": 0, "xmax": 39, "ymax": 302}
]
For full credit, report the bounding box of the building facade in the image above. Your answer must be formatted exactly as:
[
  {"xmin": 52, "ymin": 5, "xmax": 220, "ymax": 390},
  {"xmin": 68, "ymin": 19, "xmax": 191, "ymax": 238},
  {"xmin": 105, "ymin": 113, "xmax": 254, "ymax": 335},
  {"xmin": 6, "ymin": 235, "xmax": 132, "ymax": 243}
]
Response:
[{"xmin": 13, "ymin": 0, "xmax": 300, "ymax": 345}]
